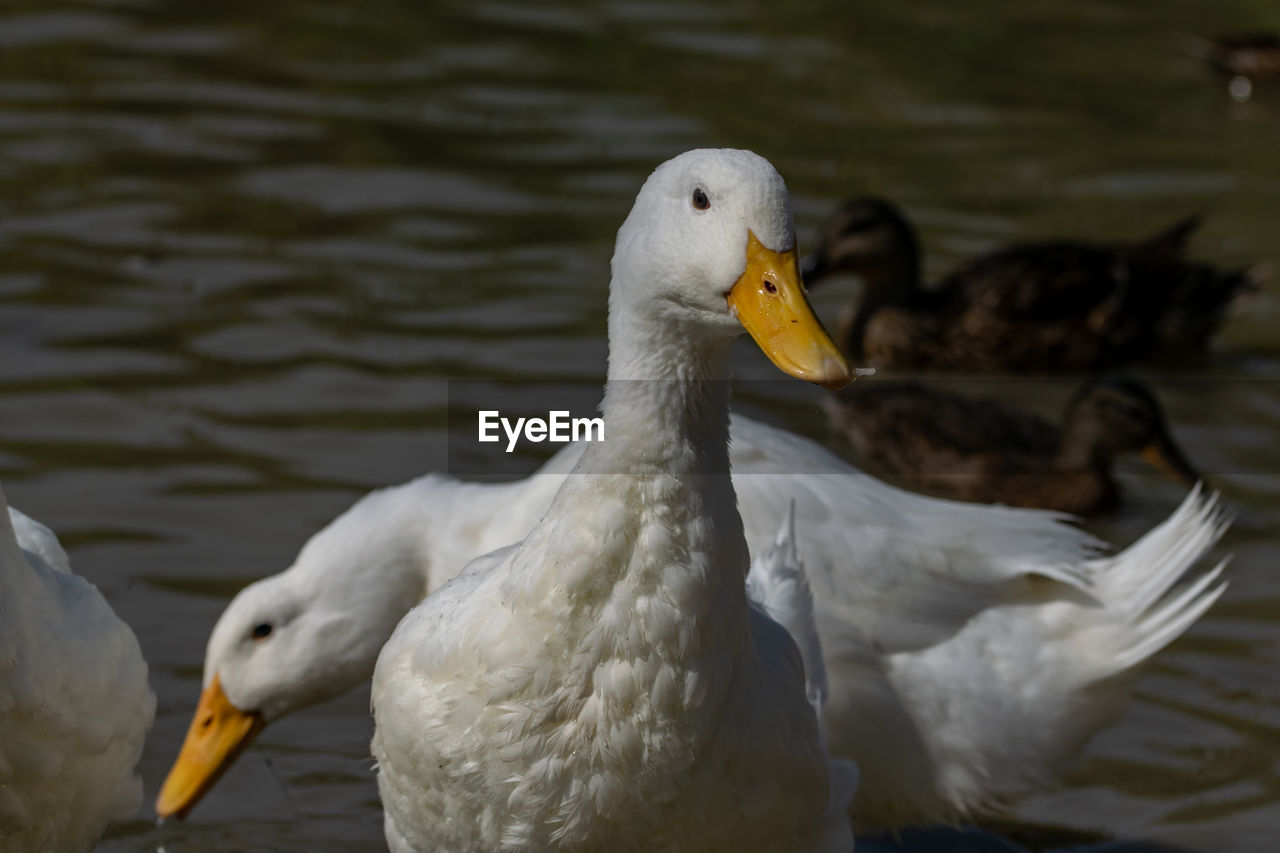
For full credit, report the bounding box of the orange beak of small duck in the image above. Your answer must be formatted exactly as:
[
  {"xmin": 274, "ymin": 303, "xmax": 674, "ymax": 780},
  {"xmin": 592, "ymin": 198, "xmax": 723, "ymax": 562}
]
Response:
[
  {"xmin": 1141, "ymin": 435, "xmax": 1202, "ymax": 488},
  {"xmin": 155, "ymin": 674, "xmax": 265, "ymax": 820}
]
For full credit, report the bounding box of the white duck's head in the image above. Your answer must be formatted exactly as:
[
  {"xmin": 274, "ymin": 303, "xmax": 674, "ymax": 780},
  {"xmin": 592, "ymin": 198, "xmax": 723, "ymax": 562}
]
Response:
[
  {"xmin": 155, "ymin": 482, "xmax": 430, "ymax": 820},
  {"xmin": 607, "ymin": 148, "xmax": 853, "ymax": 388}
]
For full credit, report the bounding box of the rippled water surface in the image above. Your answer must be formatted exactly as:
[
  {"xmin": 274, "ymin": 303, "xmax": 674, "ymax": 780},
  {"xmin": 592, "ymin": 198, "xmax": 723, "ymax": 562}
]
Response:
[{"xmin": 2, "ymin": 1, "xmax": 1277, "ymax": 851}]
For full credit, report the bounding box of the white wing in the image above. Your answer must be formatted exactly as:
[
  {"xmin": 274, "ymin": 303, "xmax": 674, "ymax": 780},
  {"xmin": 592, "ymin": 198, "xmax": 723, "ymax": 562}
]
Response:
[
  {"xmin": 746, "ymin": 500, "xmax": 828, "ymax": 710},
  {"xmin": 745, "ymin": 501, "xmax": 859, "ymax": 852},
  {"xmin": 730, "ymin": 414, "xmax": 1104, "ymax": 652},
  {"xmin": 9, "ymin": 506, "xmax": 72, "ymax": 575}
]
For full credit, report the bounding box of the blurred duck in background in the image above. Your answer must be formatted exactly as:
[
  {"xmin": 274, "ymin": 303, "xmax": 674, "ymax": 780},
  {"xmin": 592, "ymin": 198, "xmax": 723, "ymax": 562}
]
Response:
[
  {"xmin": 1180, "ymin": 32, "xmax": 1280, "ymax": 101},
  {"xmin": 0, "ymin": 485, "xmax": 154, "ymax": 853},
  {"xmin": 823, "ymin": 377, "xmax": 1201, "ymax": 515},
  {"xmin": 802, "ymin": 198, "xmax": 1261, "ymax": 371}
]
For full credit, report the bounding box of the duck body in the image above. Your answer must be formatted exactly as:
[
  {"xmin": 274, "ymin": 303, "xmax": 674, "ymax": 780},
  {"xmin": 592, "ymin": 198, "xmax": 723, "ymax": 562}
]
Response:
[
  {"xmin": 862, "ymin": 241, "xmax": 1167, "ymax": 371},
  {"xmin": 162, "ymin": 174, "xmax": 1229, "ymax": 834},
  {"xmin": 373, "ymin": 393, "xmax": 828, "ymax": 852},
  {"xmin": 166, "ymin": 411, "xmax": 1228, "ymax": 832},
  {"xmin": 0, "ymin": 491, "xmax": 155, "ymax": 853},
  {"xmin": 804, "ymin": 198, "xmax": 1257, "ymax": 371},
  {"xmin": 371, "ymin": 149, "xmax": 853, "ymax": 852},
  {"xmin": 822, "ymin": 378, "xmax": 1200, "ymax": 515}
]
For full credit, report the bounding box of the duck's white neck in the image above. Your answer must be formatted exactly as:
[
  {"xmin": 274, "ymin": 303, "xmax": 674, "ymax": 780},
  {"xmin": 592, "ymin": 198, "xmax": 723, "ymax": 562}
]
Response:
[
  {"xmin": 515, "ymin": 279, "xmax": 749, "ymax": 664},
  {"xmin": 597, "ymin": 289, "xmax": 736, "ymax": 478}
]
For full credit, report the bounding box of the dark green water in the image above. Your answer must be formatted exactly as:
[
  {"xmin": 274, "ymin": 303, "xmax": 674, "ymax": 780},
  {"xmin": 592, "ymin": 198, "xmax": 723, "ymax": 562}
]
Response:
[{"xmin": 0, "ymin": 1, "xmax": 1276, "ymax": 851}]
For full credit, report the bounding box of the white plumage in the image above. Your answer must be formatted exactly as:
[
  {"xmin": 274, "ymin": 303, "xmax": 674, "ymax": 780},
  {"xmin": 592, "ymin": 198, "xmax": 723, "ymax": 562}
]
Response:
[
  {"xmin": 169, "ymin": 159, "xmax": 1230, "ymax": 830},
  {"xmin": 747, "ymin": 504, "xmax": 860, "ymax": 852},
  {"xmin": 747, "ymin": 500, "xmax": 830, "ymax": 712},
  {"xmin": 181, "ymin": 413, "xmax": 1227, "ymax": 830},
  {"xmin": 371, "ymin": 148, "xmax": 850, "ymax": 852},
  {"xmin": 0, "ymin": 486, "xmax": 155, "ymax": 853}
]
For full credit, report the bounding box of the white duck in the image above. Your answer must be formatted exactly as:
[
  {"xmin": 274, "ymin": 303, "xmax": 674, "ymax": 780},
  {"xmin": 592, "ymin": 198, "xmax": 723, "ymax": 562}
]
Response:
[
  {"xmin": 370, "ymin": 148, "xmax": 857, "ymax": 851},
  {"xmin": 157, "ymin": 233, "xmax": 1230, "ymax": 834},
  {"xmin": 157, "ymin": 427, "xmax": 1228, "ymax": 832},
  {"xmin": 0, "ymin": 486, "xmax": 155, "ymax": 853}
]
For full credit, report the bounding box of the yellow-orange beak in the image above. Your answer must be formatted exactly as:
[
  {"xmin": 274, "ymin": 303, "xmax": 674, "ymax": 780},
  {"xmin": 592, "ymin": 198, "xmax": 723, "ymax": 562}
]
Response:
[
  {"xmin": 728, "ymin": 232, "xmax": 855, "ymax": 390},
  {"xmin": 1141, "ymin": 437, "xmax": 1201, "ymax": 488},
  {"xmin": 155, "ymin": 674, "xmax": 265, "ymax": 820}
]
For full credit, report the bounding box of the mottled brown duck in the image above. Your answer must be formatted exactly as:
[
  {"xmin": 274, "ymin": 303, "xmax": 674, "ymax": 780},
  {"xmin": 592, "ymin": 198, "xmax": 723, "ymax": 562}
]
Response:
[
  {"xmin": 802, "ymin": 198, "xmax": 1260, "ymax": 371},
  {"xmin": 1182, "ymin": 32, "xmax": 1280, "ymax": 101},
  {"xmin": 822, "ymin": 377, "xmax": 1201, "ymax": 515}
]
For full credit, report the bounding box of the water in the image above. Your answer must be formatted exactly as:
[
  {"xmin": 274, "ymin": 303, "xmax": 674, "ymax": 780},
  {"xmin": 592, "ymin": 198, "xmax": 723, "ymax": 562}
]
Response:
[{"xmin": 0, "ymin": 0, "xmax": 1276, "ymax": 850}]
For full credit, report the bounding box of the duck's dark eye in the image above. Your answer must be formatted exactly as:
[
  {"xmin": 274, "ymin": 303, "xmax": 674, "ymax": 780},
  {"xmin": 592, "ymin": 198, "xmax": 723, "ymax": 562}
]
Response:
[
  {"xmin": 252, "ymin": 623, "xmax": 273, "ymax": 641},
  {"xmin": 692, "ymin": 188, "xmax": 710, "ymax": 210}
]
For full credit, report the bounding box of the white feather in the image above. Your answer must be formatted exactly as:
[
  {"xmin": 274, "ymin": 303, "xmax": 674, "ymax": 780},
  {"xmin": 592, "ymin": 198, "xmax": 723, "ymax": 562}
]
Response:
[
  {"xmin": 187, "ymin": 411, "xmax": 1227, "ymax": 829},
  {"xmin": 746, "ymin": 502, "xmax": 858, "ymax": 851},
  {"xmin": 747, "ymin": 500, "xmax": 829, "ymax": 711},
  {"xmin": 0, "ymin": 485, "xmax": 155, "ymax": 853}
]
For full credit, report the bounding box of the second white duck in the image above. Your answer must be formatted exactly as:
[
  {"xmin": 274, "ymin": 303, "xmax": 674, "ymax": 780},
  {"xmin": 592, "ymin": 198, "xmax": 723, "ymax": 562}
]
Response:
[{"xmin": 1, "ymin": 488, "xmax": 155, "ymax": 853}]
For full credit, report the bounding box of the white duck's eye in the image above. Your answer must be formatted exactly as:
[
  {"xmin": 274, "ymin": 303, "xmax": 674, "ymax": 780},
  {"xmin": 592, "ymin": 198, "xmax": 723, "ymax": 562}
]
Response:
[
  {"xmin": 691, "ymin": 188, "xmax": 710, "ymax": 210},
  {"xmin": 251, "ymin": 623, "xmax": 273, "ymax": 641}
]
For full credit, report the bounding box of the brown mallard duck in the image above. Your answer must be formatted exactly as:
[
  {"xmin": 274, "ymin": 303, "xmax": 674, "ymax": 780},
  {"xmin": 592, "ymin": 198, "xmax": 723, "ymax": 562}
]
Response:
[
  {"xmin": 802, "ymin": 198, "xmax": 1260, "ymax": 371},
  {"xmin": 1182, "ymin": 32, "xmax": 1280, "ymax": 101},
  {"xmin": 822, "ymin": 377, "xmax": 1201, "ymax": 515}
]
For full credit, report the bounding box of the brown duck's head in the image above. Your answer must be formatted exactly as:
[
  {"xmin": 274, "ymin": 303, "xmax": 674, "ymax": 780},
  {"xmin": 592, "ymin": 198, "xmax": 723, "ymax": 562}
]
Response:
[
  {"xmin": 1061, "ymin": 378, "xmax": 1202, "ymax": 487},
  {"xmin": 801, "ymin": 197, "xmax": 921, "ymax": 297}
]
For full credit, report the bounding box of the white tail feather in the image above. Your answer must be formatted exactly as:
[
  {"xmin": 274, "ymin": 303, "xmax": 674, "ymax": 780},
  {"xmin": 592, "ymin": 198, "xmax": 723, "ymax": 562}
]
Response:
[
  {"xmin": 746, "ymin": 499, "xmax": 830, "ymax": 710},
  {"xmin": 1086, "ymin": 487, "xmax": 1231, "ymax": 677},
  {"xmin": 745, "ymin": 502, "xmax": 858, "ymax": 849},
  {"xmin": 1108, "ymin": 563, "xmax": 1229, "ymax": 674},
  {"xmin": 1090, "ymin": 485, "xmax": 1228, "ymax": 611}
]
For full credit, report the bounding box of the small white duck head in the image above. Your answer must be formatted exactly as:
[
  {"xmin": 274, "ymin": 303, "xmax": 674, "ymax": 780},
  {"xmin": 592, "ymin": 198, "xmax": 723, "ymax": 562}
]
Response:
[
  {"xmin": 155, "ymin": 485, "xmax": 429, "ymax": 819},
  {"xmin": 608, "ymin": 148, "xmax": 853, "ymax": 388}
]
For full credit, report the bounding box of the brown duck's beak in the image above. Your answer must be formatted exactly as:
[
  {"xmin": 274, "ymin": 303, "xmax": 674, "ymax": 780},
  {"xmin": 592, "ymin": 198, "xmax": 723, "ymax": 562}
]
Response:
[
  {"xmin": 155, "ymin": 674, "xmax": 265, "ymax": 820},
  {"xmin": 728, "ymin": 232, "xmax": 857, "ymax": 390},
  {"xmin": 1141, "ymin": 434, "xmax": 1202, "ymax": 489}
]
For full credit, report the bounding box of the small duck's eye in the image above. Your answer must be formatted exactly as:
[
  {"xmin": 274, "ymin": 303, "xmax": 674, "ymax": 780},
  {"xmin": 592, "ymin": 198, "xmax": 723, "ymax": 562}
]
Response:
[
  {"xmin": 691, "ymin": 188, "xmax": 710, "ymax": 211},
  {"xmin": 251, "ymin": 623, "xmax": 273, "ymax": 641}
]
